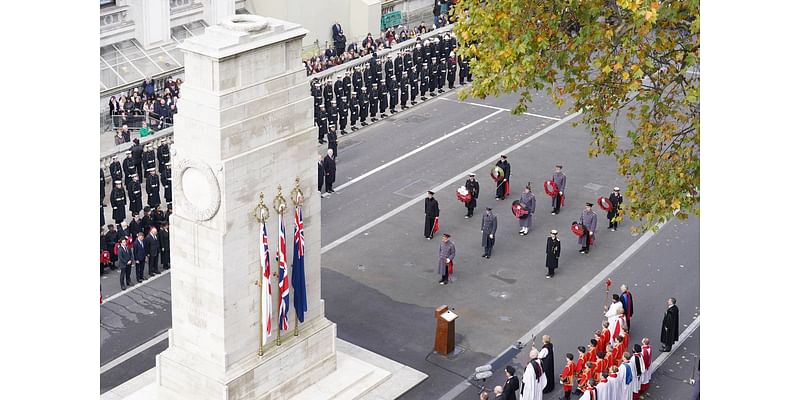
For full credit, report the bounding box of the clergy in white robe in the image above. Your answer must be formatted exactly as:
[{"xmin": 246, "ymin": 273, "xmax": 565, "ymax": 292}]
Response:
[
  {"xmin": 610, "ymin": 310, "xmax": 627, "ymax": 339},
  {"xmin": 619, "ymin": 356, "xmax": 635, "ymax": 400},
  {"xmin": 521, "ymin": 348, "xmax": 547, "ymax": 400},
  {"xmin": 578, "ymin": 380, "xmax": 596, "ymax": 400},
  {"xmin": 607, "ymin": 366, "xmax": 621, "ymax": 400},
  {"xmin": 604, "ymin": 296, "xmax": 624, "ymax": 323},
  {"xmin": 595, "ymin": 373, "xmax": 611, "ymax": 400},
  {"xmin": 640, "ymin": 340, "xmax": 653, "ymax": 391}
]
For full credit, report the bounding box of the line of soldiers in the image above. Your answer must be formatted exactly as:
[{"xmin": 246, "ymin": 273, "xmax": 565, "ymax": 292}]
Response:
[
  {"xmin": 312, "ymin": 32, "xmax": 472, "ymax": 144},
  {"xmin": 102, "ymin": 138, "xmax": 173, "ymax": 227}
]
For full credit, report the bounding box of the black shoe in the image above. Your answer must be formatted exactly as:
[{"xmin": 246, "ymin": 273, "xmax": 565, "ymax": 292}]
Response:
[
  {"xmin": 137, "ymin": 280, "xmax": 143, "ymax": 283},
  {"xmin": 352, "ymin": 126, "xmax": 359, "ymax": 131},
  {"xmin": 485, "ymin": 255, "xmax": 490, "ymax": 259},
  {"xmin": 341, "ymin": 130, "xmax": 348, "ymax": 135},
  {"xmin": 120, "ymin": 286, "xmax": 126, "ymax": 291},
  {"xmin": 411, "ymin": 101, "xmax": 417, "ymax": 105}
]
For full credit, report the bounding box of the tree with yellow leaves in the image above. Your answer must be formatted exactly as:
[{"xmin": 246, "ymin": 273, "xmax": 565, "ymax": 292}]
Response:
[{"xmin": 453, "ymin": 0, "xmax": 699, "ymax": 232}]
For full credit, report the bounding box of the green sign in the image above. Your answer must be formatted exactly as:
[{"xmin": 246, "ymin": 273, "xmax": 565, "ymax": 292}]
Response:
[{"xmin": 381, "ymin": 11, "xmax": 402, "ymax": 30}]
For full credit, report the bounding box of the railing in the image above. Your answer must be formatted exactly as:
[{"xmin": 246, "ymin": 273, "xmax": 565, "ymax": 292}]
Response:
[
  {"xmin": 99, "ymin": 24, "xmax": 456, "ymax": 164},
  {"xmin": 108, "ymin": 113, "xmax": 174, "ymax": 130},
  {"xmin": 100, "ymin": 6, "xmax": 133, "ymax": 33}
]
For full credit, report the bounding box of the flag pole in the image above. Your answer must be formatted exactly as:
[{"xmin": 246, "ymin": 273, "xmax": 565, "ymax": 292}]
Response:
[
  {"xmin": 252, "ymin": 192, "xmax": 270, "ymax": 357},
  {"xmin": 604, "ymin": 278, "xmax": 613, "ymax": 314},
  {"xmin": 273, "ymin": 186, "xmax": 287, "ymax": 346},
  {"xmin": 291, "ymin": 178, "xmax": 305, "ymax": 338}
]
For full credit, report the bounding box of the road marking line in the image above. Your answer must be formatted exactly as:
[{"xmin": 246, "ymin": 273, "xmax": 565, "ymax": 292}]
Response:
[
  {"xmin": 334, "ymin": 109, "xmax": 504, "ymax": 192},
  {"xmin": 101, "ymin": 270, "xmax": 171, "ymax": 304},
  {"xmin": 649, "ymin": 315, "xmax": 701, "ymax": 373},
  {"xmin": 438, "ymin": 97, "xmax": 563, "ymax": 121},
  {"xmin": 100, "ymin": 331, "xmax": 169, "ymax": 375},
  {"xmin": 436, "ymin": 221, "xmax": 667, "ymax": 400},
  {"xmin": 322, "ymin": 110, "xmax": 581, "ymax": 254}
]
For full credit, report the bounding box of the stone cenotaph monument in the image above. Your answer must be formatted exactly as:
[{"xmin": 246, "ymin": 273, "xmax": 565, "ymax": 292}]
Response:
[{"xmin": 129, "ymin": 14, "xmax": 426, "ymax": 400}]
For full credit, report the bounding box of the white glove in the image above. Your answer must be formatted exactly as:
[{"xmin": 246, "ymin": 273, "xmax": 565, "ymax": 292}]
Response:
[
  {"xmin": 489, "ymin": 234, "xmax": 494, "ymax": 239},
  {"xmin": 589, "ymin": 231, "xmax": 594, "ymax": 235},
  {"xmin": 446, "ymin": 258, "xmax": 451, "ymax": 264},
  {"xmin": 559, "ymin": 191, "xmax": 563, "ymax": 195}
]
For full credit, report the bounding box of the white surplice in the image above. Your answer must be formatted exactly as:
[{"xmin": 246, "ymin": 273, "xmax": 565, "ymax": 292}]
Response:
[{"xmin": 521, "ymin": 359, "xmax": 547, "ymax": 400}]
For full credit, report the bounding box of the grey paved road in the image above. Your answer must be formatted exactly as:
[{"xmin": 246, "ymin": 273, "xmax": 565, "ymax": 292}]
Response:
[{"xmin": 100, "ymin": 87, "xmax": 699, "ymax": 400}]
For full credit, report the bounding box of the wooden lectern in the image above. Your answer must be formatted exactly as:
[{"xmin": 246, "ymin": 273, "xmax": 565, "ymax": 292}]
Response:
[{"xmin": 434, "ymin": 305, "xmax": 458, "ymax": 355}]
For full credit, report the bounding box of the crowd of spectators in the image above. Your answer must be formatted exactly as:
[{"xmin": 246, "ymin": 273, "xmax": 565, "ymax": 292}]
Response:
[
  {"xmin": 303, "ymin": 1, "xmax": 457, "ymax": 77},
  {"xmin": 108, "ymin": 76, "xmax": 182, "ymax": 133}
]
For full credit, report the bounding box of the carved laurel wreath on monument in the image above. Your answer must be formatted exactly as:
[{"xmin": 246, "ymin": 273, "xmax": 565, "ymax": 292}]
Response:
[
  {"xmin": 220, "ymin": 15, "xmax": 270, "ymax": 32},
  {"xmin": 174, "ymin": 157, "xmax": 222, "ymax": 221}
]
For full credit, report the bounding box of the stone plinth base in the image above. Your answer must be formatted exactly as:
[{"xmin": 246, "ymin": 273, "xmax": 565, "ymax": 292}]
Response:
[{"xmin": 101, "ymin": 339, "xmax": 426, "ymax": 400}]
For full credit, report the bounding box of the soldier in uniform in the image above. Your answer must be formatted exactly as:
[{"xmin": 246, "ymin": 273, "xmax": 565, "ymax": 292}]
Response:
[
  {"xmin": 495, "ymin": 155, "xmax": 511, "ymax": 200},
  {"xmin": 142, "ymin": 144, "xmax": 157, "ymax": 175},
  {"xmin": 316, "ymin": 104, "xmax": 328, "ymax": 144},
  {"xmin": 338, "ymin": 96, "xmax": 349, "ymax": 134},
  {"xmin": 424, "ymin": 190, "xmax": 439, "ymax": 240},
  {"xmin": 607, "ymin": 187, "xmax": 623, "ymax": 231},
  {"xmin": 327, "ymin": 125, "xmax": 338, "ymax": 159},
  {"xmin": 349, "ymin": 92, "xmax": 360, "ymax": 131},
  {"xmin": 551, "ymin": 165, "xmax": 567, "ymax": 215},
  {"xmin": 122, "ymin": 150, "xmax": 137, "ymax": 188},
  {"xmin": 388, "ymin": 75, "xmax": 399, "ymax": 114},
  {"xmin": 458, "ymin": 54, "xmax": 469, "ymax": 86},
  {"xmin": 378, "ymin": 79, "xmax": 389, "ymax": 118},
  {"xmin": 352, "ymin": 66, "xmax": 364, "ymax": 96},
  {"xmin": 110, "ymin": 182, "xmax": 127, "ymax": 224},
  {"xmin": 333, "ymin": 74, "xmax": 345, "ymax": 106},
  {"xmin": 146, "ymin": 170, "xmax": 161, "ymax": 208},
  {"xmin": 410, "ymin": 66, "xmax": 419, "ymax": 105},
  {"xmin": 578, "ymin": 202, "xmax": 597, "ymax": 254},
  {"xmin": 127, "ymin": 175, "xmax": 143, "ymax": 215},
  {"xmin": 400, "ymin": 71, "xmax": 410, "ymax": 109},
  {"xmin": 464, "ymin": 172, "xmax": 479, "ymax": 218},
  {"xmin": 369, "ymin": 82, "xmax": 380, "ymax": 122},
  {"xmin": 480, "ymin": 207, "xmax": 497, "ymax": 258},
  {"xmin": 546, "ymin": 229, "xmax": 561, "ymax": 278},
  {"xmin": 109, "ymin": 155, "xmax": 123, "ymax": 185},
  {"xmin": 437, "ymin": 233, "xmax": 455, "ymax": 285},
  {"xmin": 447, "ymin": 52, "xmax": 457, "ymax": 89},
  {"xmin": 429, "ymin": 58, "xmax": 439, "ymax": 97},
  {"xmin": 312, "ymin": 81, "xmax": 323, "ymax": 110},
  {"xmin": 384, "ymin": 55, "xmax": 394, "ymax": 83},
  {"xmin": 323, "ymin": 79, "xmax": 334, "ymax": 107},
  {"xmin": 394, "ymin": 52, "xmax": 404, "ymax": 81},
  {"xmin": 343, "ymin": 71, "xmax": 353, "ymax": 100},
  {"xmin": 518, "ymin": 183, "xmax": 536, "ymax": 235},
  {"xmin": 404, "ymin": 48, "xmax": 414, "ymax": 75},
  {"xmin": 437, "ymin": 56, "xmax": 447, "ymax": 93},
  {"xmin": 157, "ymin": 139, "xmax": 170, "ymax": 173},
  {"xmin": 328, "ymin": 99, "xmax": 340, "ymax": 135},
  {"xmin": 359, "ymin": 86, "xmax": 370, "ymax": 126},
  {"xmin": 419, "ymin": 63, "xmax": 429, "ymax": 101},
  {"xmin": 162, "ymin": 163, "xmax": 172, "ymax": 205}
]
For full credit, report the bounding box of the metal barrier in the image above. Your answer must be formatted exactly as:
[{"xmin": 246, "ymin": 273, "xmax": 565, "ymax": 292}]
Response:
[
  {"xmin": 99, "ymin": 24, "xmax": 456, "ymax": 165},
  {"xmin": 108, "ymin": 113, "xmax": 174, "ymax": 130}
]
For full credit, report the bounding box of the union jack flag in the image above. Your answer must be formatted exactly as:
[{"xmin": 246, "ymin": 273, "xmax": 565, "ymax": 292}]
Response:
[
  {"xmin": 260, "ymin": 219, "xmax": 272, "ymax": 338},
  {"xmin": 278, "ymin": 213, "xmax": 290, "ymax": 331}
]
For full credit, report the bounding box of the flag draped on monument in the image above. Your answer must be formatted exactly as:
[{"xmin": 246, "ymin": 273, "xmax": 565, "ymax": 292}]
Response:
[
  {"xmin": 292, "ymin": 205, "xmax": 308, "ymax": 323},
  {"xmin": 260, "ymin": 220, "xmax": 272, "ymax": 338},
  {"xmin": 278, "ymin": 213, "xmax": 290, "ymax": 331}
]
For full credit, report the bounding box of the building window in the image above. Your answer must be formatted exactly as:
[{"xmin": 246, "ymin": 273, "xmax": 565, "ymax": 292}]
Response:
[{"xmin": 100, "ymin": 0, "xmax": 116, "ymax": 7}]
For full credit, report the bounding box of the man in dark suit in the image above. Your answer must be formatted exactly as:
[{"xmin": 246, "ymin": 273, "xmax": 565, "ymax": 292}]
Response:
[
  {"xmin": 323, "ymin": 149, "xmax": 336, "ymax": 194},
  {"xmin": 501, "ymin": 365, "xmax": 520, "ymax": 400},
  {"xmin": 117, "ymin": 237, "xmax": 133, "ymax": 290},
  {"xmin": 133, "ymin": 232, "xmax": 147, "ymax": 283},
  {"xmin": 145, "ymin": 227, "xmax": 161, "ymax": 276},
  {"xmin": 159, "ymin": 222, "xmax": 170, "ymax": 271}
]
